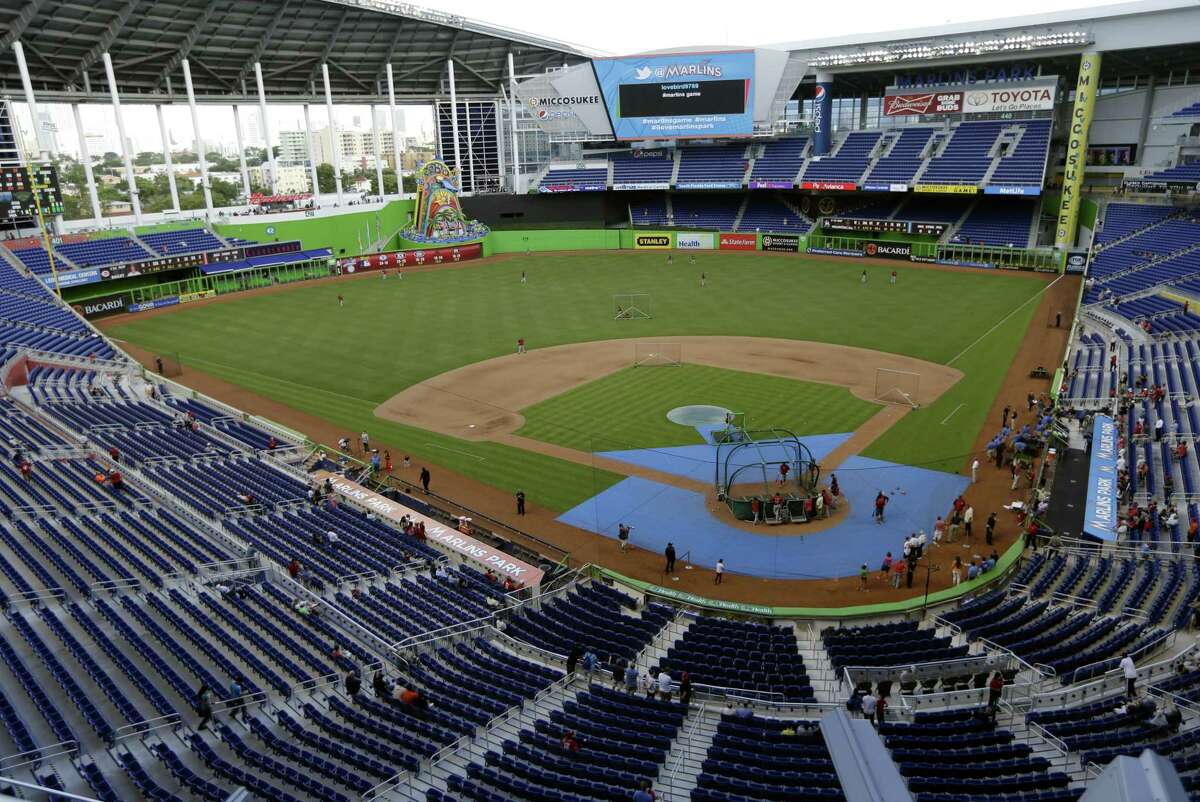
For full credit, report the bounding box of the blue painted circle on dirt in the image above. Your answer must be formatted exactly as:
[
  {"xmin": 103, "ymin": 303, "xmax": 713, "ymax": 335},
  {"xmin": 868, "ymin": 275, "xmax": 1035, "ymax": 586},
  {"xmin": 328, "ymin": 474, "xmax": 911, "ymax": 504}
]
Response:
[{"xmin": 667, "ymin": 405, "xmax": 733, "ymax": 427}]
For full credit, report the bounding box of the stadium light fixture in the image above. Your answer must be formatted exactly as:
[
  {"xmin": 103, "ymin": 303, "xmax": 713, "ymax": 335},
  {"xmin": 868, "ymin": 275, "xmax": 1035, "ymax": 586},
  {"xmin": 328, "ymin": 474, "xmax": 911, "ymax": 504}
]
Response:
[{"xmin": 809, "ymin": 30, "xmax": 1092, "ymax": 68}]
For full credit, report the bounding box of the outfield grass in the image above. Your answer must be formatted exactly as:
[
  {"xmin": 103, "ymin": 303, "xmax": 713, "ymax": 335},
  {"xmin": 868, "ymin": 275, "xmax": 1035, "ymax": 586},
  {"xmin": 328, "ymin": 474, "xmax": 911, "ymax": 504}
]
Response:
[
  {"xmin": 517, "ymin": 364, "xmax": 880, "ymax": 452},
  {"xmin": 107, "ymin": 251, "xmax": 1047, "ymax": 509}
]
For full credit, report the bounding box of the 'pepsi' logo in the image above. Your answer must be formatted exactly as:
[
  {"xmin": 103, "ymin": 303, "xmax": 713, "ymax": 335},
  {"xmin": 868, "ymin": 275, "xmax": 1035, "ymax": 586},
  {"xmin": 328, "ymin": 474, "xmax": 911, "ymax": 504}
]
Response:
[{"xmin": 814, "ymin": 86, "xmax": 826, "ymax": 100}]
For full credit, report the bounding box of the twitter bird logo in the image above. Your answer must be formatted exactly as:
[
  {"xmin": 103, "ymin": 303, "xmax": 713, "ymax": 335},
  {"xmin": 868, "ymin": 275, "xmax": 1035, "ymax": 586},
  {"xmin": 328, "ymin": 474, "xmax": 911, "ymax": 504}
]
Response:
[{"xmin": 634, "ymin": 66, "xmax": 653, "ymax": 80}]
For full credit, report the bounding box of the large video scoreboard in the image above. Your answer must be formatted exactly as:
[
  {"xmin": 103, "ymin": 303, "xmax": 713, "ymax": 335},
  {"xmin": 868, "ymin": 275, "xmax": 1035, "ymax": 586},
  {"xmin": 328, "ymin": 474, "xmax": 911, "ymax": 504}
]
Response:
[
  {"xmin": 0, "ymin": 165, "xmax": 64, "ymax": 220},
  {"xmin": 592, "ymin": 51, "xmax": 754, "ymax": 140}
]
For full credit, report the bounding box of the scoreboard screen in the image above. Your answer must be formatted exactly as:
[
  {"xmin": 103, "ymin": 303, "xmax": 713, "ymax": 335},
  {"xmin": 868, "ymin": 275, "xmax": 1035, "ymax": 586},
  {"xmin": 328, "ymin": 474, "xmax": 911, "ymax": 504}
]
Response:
[
  {"xmin": 0, "ymin": 165, "xmax": 64, "ymax": 220},
  {"xmin": 821, "ymin": 217, "xmax": 949, "ymax": 237},
  {"xmin": 593, "ymin": 51, "xmax": 755, "ymax": 140}
]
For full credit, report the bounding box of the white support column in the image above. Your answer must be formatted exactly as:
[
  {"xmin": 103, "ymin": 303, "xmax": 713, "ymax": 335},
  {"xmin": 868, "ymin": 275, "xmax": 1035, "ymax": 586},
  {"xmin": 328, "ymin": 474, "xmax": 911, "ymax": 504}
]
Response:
[
  {"xmin": 102, "ymin": 51, "xmax": 142, "ymax": 224},
  {"xmin": 155, "ymin": 104, "xmax": 180, "ymax": 213},
  {"xmin": 465, "ymin": 103, "xmax": 476, "ymax": 194},
  {"xmin": 447, "ymin": 59, "xmax": 462, "ymax": 177},
  {"xmin": 507, "ymin": 52, "xmax": 521, "ymax": 194},
  {"xmin": 321, "ymin": 63, "xmax": 343, "ymax": 205},
  {"xmin": 370, "ymin": 104, "xmax": 385, "ymax": 199},
  {"xmin": 303, "ymin": 104, "xmax": 321, "ymax": 198},
  {"xmin": 254, "ymin": 63, "xmax": 277, "ymax": 195},
  {"xmin": 386, "ymin": 64, "xmax": 405, "ymax": 199},
  {"xmin": 13, "ymin": 42, "xmax": 49, "ymax": 157},
  {"xmin": 71, "ymin": 104, "xmax": 102, "ymax": 223},
  {"xmin": 181, "ymin": 59, "xmax": 213, "ymax": 216},
  {"xmin": 231, "ymin": 105, "xmax": 252, "ymax": 200}
]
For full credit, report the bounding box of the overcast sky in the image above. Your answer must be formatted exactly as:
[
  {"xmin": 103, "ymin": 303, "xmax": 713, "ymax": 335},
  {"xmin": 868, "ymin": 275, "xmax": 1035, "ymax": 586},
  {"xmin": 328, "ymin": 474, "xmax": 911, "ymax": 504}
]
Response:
[{"xmin": 430, "ymin": 0, "xmax": 1112, "ymax": 53}]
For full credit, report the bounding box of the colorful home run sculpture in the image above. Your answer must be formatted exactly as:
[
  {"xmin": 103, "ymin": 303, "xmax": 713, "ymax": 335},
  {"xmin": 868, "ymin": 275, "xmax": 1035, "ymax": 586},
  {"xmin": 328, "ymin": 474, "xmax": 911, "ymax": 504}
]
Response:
[{"xmin": 402, "ymin": 160, "xmax": 489, "ymax": 244}]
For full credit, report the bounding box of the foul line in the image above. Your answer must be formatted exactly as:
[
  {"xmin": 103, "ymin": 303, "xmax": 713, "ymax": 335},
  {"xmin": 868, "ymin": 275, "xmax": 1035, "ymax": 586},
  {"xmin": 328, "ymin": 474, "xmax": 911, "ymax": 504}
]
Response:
[
  {"xmin": 940, "ymin": 403, "xmax": 966, "ymax": 425},
  {"xmin": 945, "ymin": 274, "xmax": 1064, "ymax": 368},
  {"xmin": 423, "ymin": 442, "xmax": 486, "ymax": 462}
]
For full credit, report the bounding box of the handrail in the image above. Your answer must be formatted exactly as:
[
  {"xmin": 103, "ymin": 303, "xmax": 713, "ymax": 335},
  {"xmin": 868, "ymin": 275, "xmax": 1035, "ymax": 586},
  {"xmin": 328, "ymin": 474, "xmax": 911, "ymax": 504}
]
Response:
[
  {"xmin": 0, "ymin": 740, "xmax": 79, "ymax": 773},
  {"xmin": 113, "ymin": 711, "xmax": 183, "ymax": 742},
  {"xmin": 1066, "ymin": 627, "xmax": 1178, "ymax": 685},
  {"xmin": 665, "ymin": 703, "xmax": 708, "ymax": 802},
  {"xmin": 0, "ymin": 772, "xmax": 99, "ymax": 801}
]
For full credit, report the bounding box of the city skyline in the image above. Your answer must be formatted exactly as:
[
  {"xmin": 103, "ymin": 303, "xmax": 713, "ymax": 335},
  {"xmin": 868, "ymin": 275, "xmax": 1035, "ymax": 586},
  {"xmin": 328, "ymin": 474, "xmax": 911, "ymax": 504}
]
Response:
[{"xmin": 10, "ymin": 101, "xmax": 435, "ymax": 162}]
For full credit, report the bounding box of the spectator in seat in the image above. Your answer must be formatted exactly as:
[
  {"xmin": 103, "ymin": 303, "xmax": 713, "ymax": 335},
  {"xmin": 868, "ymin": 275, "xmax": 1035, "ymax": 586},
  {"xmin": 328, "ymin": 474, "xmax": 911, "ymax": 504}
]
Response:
[
  {"xmin": 560, "ymin": 729, "xmax": 580, "ymax": 754},
  {"xmin": 372, "ymin": 670, "xmax": 389, "ymax": 699},
  {"xmin": 288, "ymin": 559, "xmax": 301, "ymax": 579},
  {"xmin": 108, "ymin": 446, "xmax": 120, "ymax": 463},
  {"xmin": 633, "ymin": 780, "xmax": 656, "ymax": 802},
  {"xmin": 108, "ymin": 469, "xmax": 124, "ymax": 490}
]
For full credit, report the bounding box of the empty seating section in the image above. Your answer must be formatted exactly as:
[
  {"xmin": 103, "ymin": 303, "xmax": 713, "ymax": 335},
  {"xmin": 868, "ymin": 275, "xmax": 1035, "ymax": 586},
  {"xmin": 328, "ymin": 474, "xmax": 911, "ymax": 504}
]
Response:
[
  {"xmin": 660, "ymin": 617, "xmax": 814, "ymax": 700},
  {"xmin": 737, "ymin": 196, "xmax": 811, "ymax": 233},
  {"xmin": 672, "ymin": 195, "xmax": 741, "ymax": 229},
  {"xmin": 954, "ymin": 199, "xmax": 1036, "ymax": 247},
  {"xmin": 676, "ymin": 145, "xmax": 749, "ymax": 187},
  {"xmin": 866, "ymin": 128, "xmax": 934, "ymax": 184},
  {"xmin": 538, "ymin": 167, "xmax": 608, "ymax": 192},
  {"xmin": 1144, "ymin": 161, "xmax": 1200, "ymax": 183},
  {"xmin": 611, "ymin": 151, "xmax": 674, "ymax": 187},
  {"xmin": 822, "ymin": 620, "xmax": 968, "ymax": 670},
  {"xmin": 1095, "ymin": 203, "xmax": 1177, "ymax": 246},
  {"xmin": 458, "ymin": 684, "xmax": 682, "ymax": 802},
  {"xmin": 920, "ymin": 121, "xmax": 1006, "ymax": 185},
  {"xmin": 802, "ymin": 131, "xmax": 881, "ymax": 183},
  {"xmin": 508, "ymin": 581, "xmax": 669, "ymax": 663},
  {"xmin": 695, "ymin": 712, "xmax": 840, "ymax": 802},
  {"xmin": 630, "ymin": 197, "xmax": 670, "ymax": 227},
  {"xmin": 893, "ymin": 195, "xmax": 969, "ymax": 224},
  {"xmin": 990, "ymin": 121, "xmax": 1053, "ymax": 186},
  {"xmin": 886, "ymin": 707, "xmax": 1076, "ymax": 802},
  {"xmin": 139, "ymin": 228, "xmax": 224, "ymax": 255},
  {"xmin": 55, "ymin": 237, "xmax": 153, "ymax": 269},
  {"xmin": 1172, "ymin": 101, "xmax": 1200, "ymax": 117},
  {"xmin": 749, "ymin": 138, "xmax": 807, "ymax": 185}
]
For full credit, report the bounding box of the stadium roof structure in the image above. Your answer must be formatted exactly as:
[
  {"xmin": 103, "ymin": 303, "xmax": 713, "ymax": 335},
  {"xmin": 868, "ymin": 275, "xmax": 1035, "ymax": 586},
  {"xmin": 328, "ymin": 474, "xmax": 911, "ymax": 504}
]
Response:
[
  {"xmin": 771, "ymin": 0, "xmax": 1200, "ymax": 81},
  {"xmin": 0, "ymin": 0, "xmax": 597, "ymax": 104}
]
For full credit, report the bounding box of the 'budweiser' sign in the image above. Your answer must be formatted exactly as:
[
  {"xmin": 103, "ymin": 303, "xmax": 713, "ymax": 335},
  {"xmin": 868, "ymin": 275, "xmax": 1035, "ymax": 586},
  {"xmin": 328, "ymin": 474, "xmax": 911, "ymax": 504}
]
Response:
[{"xmin": 884, "ymin": 91, "xmax": 963, "ymax": 116}]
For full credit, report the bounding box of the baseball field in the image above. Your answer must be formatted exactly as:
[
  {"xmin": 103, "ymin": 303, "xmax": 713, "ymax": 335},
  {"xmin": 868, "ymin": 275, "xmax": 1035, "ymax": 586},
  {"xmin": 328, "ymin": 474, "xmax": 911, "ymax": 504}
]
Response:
[{"xmin": 104, "ymin": 250, "xmax": 1053, "ymax": 512}]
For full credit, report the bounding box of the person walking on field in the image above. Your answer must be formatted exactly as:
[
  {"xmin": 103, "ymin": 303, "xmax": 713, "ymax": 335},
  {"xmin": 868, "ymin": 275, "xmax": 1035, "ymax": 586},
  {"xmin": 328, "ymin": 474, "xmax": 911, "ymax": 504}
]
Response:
[
  {"xmin": 517, "ymin": 337, "xmax": 526, "ymax": 354},
  {"xmin": 618, "ymin": 523, "xmax": 631, "ymax": 553},
  {"xmin": 714, "ymin": 559, "xmax": 725, "ymax": 585},
  {"xmin": 778, "ymin": 461, "xmax": 790, "ymax": 486},
  {"xmin": 971, "ymin": 458, "xmax": 979, "ymax": 483},
  {"xmin": 360, "ymin": 431, "xmax": 369, "ymax": 452},
  {"xmin": 858, "ymin": 564, "xmax": 869, "ymax": 591},
  {"xmin": 515, "ymin": 490, "xmax": 526, "ymax": 516},
  {"xmin": 699, "ymin": 272, "xmax": 706, "ymax": 287},
  {"xmin": 751, "ymin": 497, "xmax": 761, "ymax": 524},
  {"xmin": 521, "ymin": 270, "xmax": 527, "ymax": 284},
  {"xmin": 337, "ymin": 293, "xmax": 344, "ymax": 307},
  {"xmin": 986, "ymin": 511, "xmax": 997, "ymax": 545},
  {"xmin": 664, "ymin": 542, "xmax": 676, "ymax": 574},
  {"xmin": 420, "ymin": 467, "xmax": 431, "ymax": 494},
  {"xmin": 874, "ymin": 491, "xmax": 889, "ymax": 524}
]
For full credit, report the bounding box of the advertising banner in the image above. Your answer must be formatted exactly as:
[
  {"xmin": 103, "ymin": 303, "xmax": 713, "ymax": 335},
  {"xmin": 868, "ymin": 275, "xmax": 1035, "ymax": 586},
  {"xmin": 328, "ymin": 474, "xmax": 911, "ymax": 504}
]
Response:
[
  {"xmin": 1056, "ymin": 53, "xmax": 1101, "ymax": 249},
  {"xmin": 592, "ymin": 51, "xmax": 755, "ymax": 140},
  {"xmin": 761, "ymin": 234, "xmax": 800, "ymax": 253},
  {"xmin": 884, "ymin": 80, "xmax": 1056, "ymax": 116},
  {"xmin": 807, "ymin": 246, "xmax": 863, "ymax": 257},
  {"xmin": 1065, "ymin": 250, "xmax": 1089, "ymax": 274},
  {"xmin": 72, "ymin": 292, "xmax": 131, "ymax": 319},
  {"xmin": 748, "ymin": 180, "xmax": 794, "ymax": 189},
  {"xmin": 1083, "ymin": 414, "xmax": 1118, "ymax": 542},
  {"xmin": 676, "ymin": 181, "xmax": 743, "ymax": 190},
  {"xmin": 984, "ymin": 185, "xmax": 1043, "ymax": 196},
  {"xmin": 719, "ymin": 233, "xmax": 757, "ymax": 250},
  {"xmin": 801, "ymin": 180, "xmax": 856, "ymax": 191},
  {"xmin": 812, "ymin": 80, "xmax": 834, "ymax": 155},
  {"xmin": 128, "ymin": 296, "xmax": 180, "ymax": 313},
  {"xmin": 914, "ymin": 184, "xmax": 979, "ymax": 195},
  {"xmin": 675, "ymin": 233, "xmax": 715, "ymax": 250},
  {"xmin": 513, "ymin": 61, "xmax": 615, "ymax": 140},
  {"xmin": 179, "ymin": 289, "xmax": 217, "ymax": 304},
  {"xmin": 634, "ymin": 233, "xmax": 673, "ymax": 250},
  {"xmin": 538, "ymin": 182, "xmax": 605, "ymax": 193},
  {"xmin": 42, "ymin": 268, "xmax": 102, "ymax": 289},
  {"xmin": 862, "ymin": 183, "xmax": 909, "ymax": 193},
  {"xmin": 862, "ymin": 241, "xmax": 912, "ymax": 260},
  {"xmin": 613, "ymin": 182, "xmax": 671, "ymax": 191},
  {"xmin": 313, "ymin": 471, "xmax": 544, "ymax": 586},
  {"xmin": 884, "ymin": 91, "xmax": 963, "ymax": 116}
]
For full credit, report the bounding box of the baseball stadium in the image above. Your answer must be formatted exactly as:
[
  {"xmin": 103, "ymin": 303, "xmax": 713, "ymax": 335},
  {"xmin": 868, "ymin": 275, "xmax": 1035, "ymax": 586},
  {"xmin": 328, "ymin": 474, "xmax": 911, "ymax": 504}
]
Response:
[{"xmin": 0, "ymin": 0, "xmax": 1196, "ymax": 799}]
